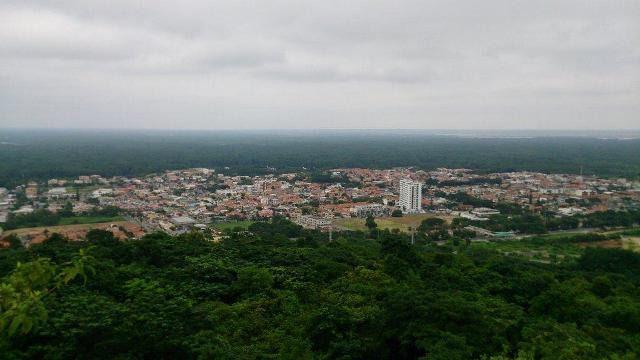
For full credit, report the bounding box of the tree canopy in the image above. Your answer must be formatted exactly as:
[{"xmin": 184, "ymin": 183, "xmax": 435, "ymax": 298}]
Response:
[
  {"xmin": 1, "ymin": 220, "xmax": 640, "ymax": 359},
  {"xmin": 1, "ymin": 130, "xmax": 639, "ymax": 187}
]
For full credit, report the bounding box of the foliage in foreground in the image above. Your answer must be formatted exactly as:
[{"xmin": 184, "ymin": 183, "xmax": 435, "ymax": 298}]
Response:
[{"xmin": 1, "ymin": 220, "xmax": 640, "ymax": 359}]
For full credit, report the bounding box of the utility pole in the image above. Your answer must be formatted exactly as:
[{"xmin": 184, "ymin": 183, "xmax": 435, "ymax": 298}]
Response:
[{"xmin": 409, "ymin": 226, "xmax": 415, "ymax": 245}]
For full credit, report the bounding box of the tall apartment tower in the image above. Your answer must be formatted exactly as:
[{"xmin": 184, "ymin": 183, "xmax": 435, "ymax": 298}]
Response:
[{"xmin": 399, "ymin": 179, "xmax": 422, "ymax": 214}]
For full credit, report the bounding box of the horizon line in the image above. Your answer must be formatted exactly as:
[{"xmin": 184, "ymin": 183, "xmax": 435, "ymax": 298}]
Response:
[{"xmin": 2, "ymin": 127, "xmax": 640, "ymax": 132}]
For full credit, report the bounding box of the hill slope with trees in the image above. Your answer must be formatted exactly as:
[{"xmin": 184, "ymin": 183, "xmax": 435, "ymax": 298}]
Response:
[{"xmin": 2, "ymin": 218, "xmax": 640, "ymax": 359}]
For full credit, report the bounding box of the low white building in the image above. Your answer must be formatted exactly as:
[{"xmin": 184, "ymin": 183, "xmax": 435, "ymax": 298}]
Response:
[
  {"xmin": 557, "ymin": 207, "xmax": 583, "ymax": 216},
  {"xmin": 295, "ymin": 215, "xmax": 331, "ymax": 230},
  {"xmin": 460, "ymin": 212, "xmax": 489, "ymax": 221},
  {"xmin": 47, "ymin": 187, "xmax": 70, "ymax": 199},
  {"xmin": 91, "ymin": 188, "xmax": 114, "ymax": 198},
  {"xmin": 471, "ymin": 207, "xmax": 500, "ymax": 218}
]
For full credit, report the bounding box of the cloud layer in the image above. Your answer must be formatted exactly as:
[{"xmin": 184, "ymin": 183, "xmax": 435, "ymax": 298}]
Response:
[{"xmin": 0, "ymin": 0, "xmax": 638, "ymax": 129}]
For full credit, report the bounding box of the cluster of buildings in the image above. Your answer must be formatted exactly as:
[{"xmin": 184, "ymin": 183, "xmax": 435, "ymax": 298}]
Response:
[
  {"xmin": 439, "ymin": 171, "xmax": 638, "ymax": 216},
  {"xmin": 1, "ymin": 167, "xmax": 638, "ymax": 234},
  {"xmin": 0, "ymin": 176, "xmax": 110, "ymax": 222}
]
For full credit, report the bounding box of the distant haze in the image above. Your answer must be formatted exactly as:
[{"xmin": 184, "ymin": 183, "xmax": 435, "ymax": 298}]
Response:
[{"xmin": 0, "ymin": 0, "xmax": 638, "ymax": 129}]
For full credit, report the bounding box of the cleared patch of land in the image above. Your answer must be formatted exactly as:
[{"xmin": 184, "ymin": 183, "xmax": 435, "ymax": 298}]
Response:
[
  {"xmin": 1, "ymin": 221, "xmax": 145, "ymax": 246},
  {"xmin": 335, "ymin": 214, "xmax": 453, "ymax": 232},
  {"xmin": 622, "ymin": 237, "xmax": 640, "ymax": 252}
]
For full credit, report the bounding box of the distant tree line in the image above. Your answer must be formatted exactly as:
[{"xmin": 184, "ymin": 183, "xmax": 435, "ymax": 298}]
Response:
[{"xmin": 1, "ymin": 130, "xmax": 639, "ymax": 187}]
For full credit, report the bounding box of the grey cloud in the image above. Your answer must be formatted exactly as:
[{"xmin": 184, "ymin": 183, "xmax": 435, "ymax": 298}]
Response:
[
  {"xmin": 258, "ymin": 64, "xmax": 434, "ymax": 83},
  {"xmin": 199, "ymin": 50, "xmax": 285, "ymax": 70},
  {"xmin": 0, "ymin": 0, "xmax": 638, "ymax": 129}
]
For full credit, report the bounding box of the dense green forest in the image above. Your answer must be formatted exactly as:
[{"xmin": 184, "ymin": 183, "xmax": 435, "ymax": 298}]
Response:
[
  {"xmin": 1, "ymin": 130, "xmax": 639, "ymax": 187},
  {"xmin": 2, "ymin": 218, "xmax": 640, "ymax": 359}
]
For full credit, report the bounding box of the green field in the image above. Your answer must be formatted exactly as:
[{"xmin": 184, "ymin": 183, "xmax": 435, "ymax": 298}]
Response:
[
  {"xmin": 335, "ymin": 214, "xmax": 453, "ymax": 233},
  {"xmin": 211, "ymin": 220, "xmax": 256, "ymax": 231},
  {"xmin": 58, "ymin": 215, "xmax": 125, "ymax": 226}
]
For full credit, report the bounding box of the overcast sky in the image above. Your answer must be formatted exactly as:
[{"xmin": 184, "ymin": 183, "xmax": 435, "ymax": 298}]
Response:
[{"xmin": 0, "ymin": 0, "xmax": 638, "ymax": 129}]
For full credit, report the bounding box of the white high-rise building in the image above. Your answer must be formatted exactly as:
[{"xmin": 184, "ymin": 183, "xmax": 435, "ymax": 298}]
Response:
[{"xmin": 399, "ymin": 179, "xmax": 422, "ymax": 213}]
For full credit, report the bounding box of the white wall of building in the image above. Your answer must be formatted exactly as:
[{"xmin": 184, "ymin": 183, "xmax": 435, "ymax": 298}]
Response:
[{"xmin": 399, "ymin": 179, "xmax": 422, "ymax": 213}]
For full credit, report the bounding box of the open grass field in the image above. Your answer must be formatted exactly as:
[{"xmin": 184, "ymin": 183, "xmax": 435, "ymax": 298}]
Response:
[
  {"xmin": 211, "ymin": 220, "xmax": 256, "ymax": 231},
  {"xmin": 335, "ymin": 214, "xmax": 454, "ymax": 233}
]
